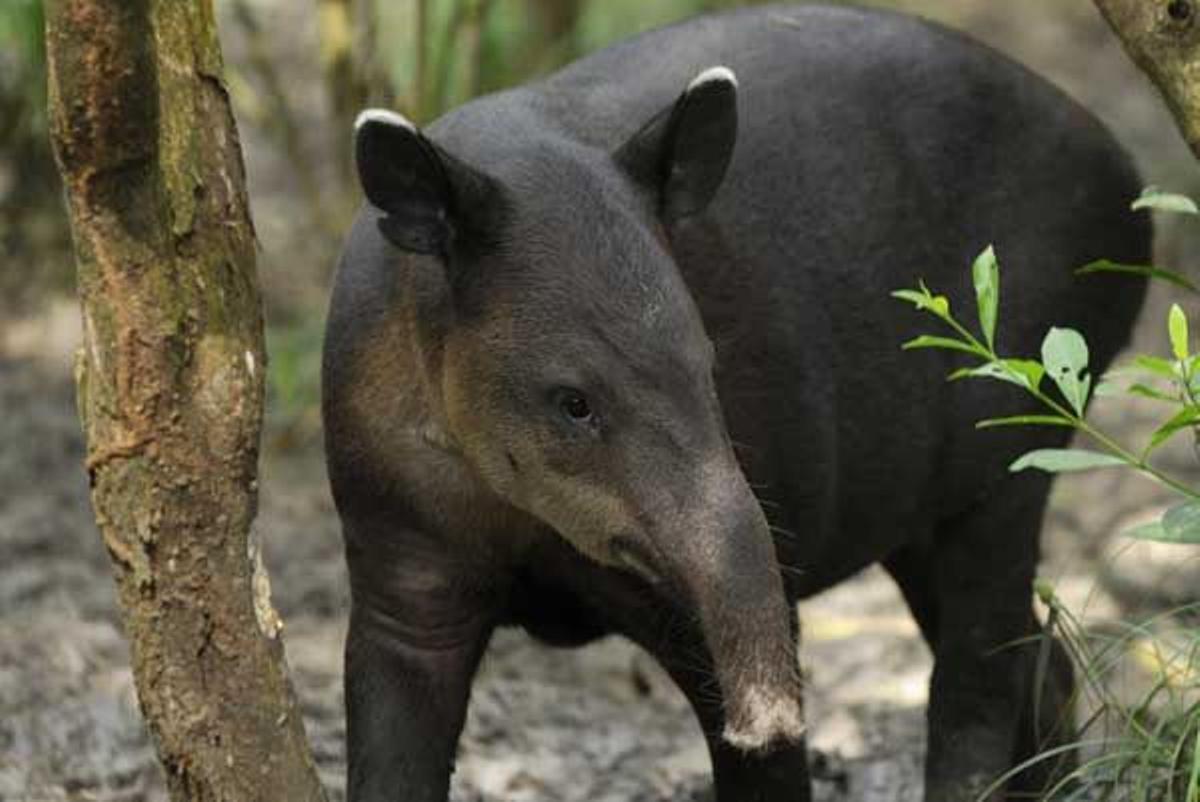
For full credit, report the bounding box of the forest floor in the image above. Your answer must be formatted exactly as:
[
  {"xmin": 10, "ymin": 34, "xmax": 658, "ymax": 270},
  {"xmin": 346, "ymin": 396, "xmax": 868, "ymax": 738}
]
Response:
[{"xmin": 3, "ymin": 296, "xmax": 1199, "ymax": 802}]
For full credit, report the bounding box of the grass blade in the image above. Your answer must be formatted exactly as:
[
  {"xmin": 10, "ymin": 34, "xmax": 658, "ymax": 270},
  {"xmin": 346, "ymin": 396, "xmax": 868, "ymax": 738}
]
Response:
[
  {"xmin": 1076, "ymin": 260, "xmax": 1199, "ymax": 293},
  {"xmin": 976, "ymin": 415, "xmax": 1075, "ymax": 429}
]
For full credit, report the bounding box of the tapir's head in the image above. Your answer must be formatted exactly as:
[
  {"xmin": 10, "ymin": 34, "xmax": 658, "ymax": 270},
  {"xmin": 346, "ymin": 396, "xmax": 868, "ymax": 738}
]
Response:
[{"xmin": 354, "ymin": 67, "xmax": 802, "ymax": 751}]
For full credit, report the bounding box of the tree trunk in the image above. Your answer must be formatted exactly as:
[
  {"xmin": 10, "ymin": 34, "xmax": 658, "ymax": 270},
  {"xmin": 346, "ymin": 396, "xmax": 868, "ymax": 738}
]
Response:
[
  {"xmin": 1092, "ymin": 0, "xmax": 1200, "ymax": 160},
  {"xmin": 44, "ymin": 2, "xmax": 328, "ymax": 800},
  {"xmin": 318, "ymin": 0, "xmax": 372, "ymax": 186},
  {"xmin": 528, "ymin": 0, "xmax": 581, "ymax": 47}
]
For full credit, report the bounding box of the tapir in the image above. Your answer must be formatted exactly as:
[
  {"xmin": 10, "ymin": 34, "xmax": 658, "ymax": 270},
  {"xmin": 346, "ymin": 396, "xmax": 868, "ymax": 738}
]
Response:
[{"xmin": 322, "ymin": 3, "xmax": 1150, "ymax": 800}]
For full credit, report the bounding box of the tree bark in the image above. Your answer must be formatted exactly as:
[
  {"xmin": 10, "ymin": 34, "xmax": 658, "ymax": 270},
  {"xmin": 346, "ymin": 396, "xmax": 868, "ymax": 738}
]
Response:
[
  {"xmin": 44, "ymin": 2, "xmax": 328, "ymax": 800},
  {"xmin": 1093, "ymin": 0, "xmax": 1200, "ymax": 160}
]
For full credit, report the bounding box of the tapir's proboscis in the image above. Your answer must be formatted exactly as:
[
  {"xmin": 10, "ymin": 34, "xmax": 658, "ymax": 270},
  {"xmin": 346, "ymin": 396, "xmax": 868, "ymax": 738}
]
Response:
[{"xmin": 323, "ymin": 4, "xmax": 1150, "ymax": 801}]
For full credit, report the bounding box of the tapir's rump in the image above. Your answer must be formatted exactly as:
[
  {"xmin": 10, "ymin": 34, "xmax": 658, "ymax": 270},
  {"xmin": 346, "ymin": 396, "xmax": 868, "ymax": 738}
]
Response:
[{"xmin": 324, "ymin": 4, "xmax": 1149, "ymax": 801}]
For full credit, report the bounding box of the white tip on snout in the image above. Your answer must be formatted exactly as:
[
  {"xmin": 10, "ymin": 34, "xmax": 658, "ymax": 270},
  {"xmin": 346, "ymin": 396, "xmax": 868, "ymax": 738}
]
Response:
[
  {"xmin": 688, "ymin": 65, "xmax": 738, "ymax": 93},
  {"xmin": 354, "ymin": 107, "xmax": 417, "ymax": 134},
  {"xmin": 722, "ymin": 687, "xmax": 806, "ymax": 753}
]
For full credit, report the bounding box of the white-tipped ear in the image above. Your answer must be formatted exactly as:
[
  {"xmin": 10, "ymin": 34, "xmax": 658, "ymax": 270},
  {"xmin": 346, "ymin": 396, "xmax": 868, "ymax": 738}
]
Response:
[
  {"xmin": 354, "ymin": 108, "xmax": 416, "ymax": 134},
  {"xmin": 354, "ymin": 107, "xmax": 452, "ymax": 253},
  {"xmin": 687, "ymin": 65, "xmax": 738, "ymax": 93},
  {"xmin": 353, "ymin": 106, "xmax": 503, "ymax": 255},
  {"xmin": 614, "ymin": 63, "xmax": 739, "ymax": 221}
]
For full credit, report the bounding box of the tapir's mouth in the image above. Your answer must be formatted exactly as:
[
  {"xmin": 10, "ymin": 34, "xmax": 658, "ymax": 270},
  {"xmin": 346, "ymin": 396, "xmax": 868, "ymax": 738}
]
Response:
[{"xmin": 610, "ymin": 536, "xmax": 666, "ymax": 585}]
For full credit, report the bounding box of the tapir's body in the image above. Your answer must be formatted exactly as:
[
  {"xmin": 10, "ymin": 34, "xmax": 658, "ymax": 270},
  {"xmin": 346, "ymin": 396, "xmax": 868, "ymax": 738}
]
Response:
[{"xmin": 324, "ymin": 5, "xmax": 1149, "ymax": 801}]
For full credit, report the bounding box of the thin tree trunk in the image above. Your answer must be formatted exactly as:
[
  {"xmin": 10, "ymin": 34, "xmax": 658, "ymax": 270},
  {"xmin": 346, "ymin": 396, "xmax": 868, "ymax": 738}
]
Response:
[
  {"xmin": 232, "ymin": 0, "xmax": 339, "ymax": 241},
  {"xmin": 414, "ymin": 0, "xmax": 430, "ymax": 120},
  {"xmin": 44, "ymin": 2, "xmax": 328, "ymax": 800},
  {"xmin": 528, "ymin": 0, "xmax": 581, "ymax": 47},
  {"xmin": 318, "ymin": 0, "xmax": 370, "ymax": 186},
  {"xmin": 1092, "ymin": 0, "xmax": 1200, "ymax": 160},
  {"xmin": 515, "ymin": 0, "xmax": 581, "ymax": 78}
]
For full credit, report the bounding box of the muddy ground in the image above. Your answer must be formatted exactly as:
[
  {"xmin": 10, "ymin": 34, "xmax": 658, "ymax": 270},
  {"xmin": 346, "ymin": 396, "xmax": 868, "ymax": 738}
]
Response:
[{"xmin": 5, "ymin": 1, "xmax": 1200, "ymax": 801}]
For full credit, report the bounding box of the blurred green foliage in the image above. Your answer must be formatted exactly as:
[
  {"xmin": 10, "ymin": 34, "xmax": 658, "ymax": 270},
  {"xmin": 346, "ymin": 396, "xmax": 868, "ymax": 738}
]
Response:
[
  {"xmin": 265, "ymin": 318, "xmax": 326, "ymax": 451},
  {"xmin": 374, "ymin": 0, "xmax": 763, "ymax": 122},
  {"xmin": 0, "ymin": 0, "xmax": 68, "ymax": 310},
  {"xmin": 0, "ymin": 0, "xmax": 46, "ymax": 139}
]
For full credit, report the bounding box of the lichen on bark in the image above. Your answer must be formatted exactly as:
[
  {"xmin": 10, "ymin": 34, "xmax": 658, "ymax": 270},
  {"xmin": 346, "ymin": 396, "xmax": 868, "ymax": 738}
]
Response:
[{"xmin": 45, "ymin": 2, "xmax": 328, "ymax": 800}]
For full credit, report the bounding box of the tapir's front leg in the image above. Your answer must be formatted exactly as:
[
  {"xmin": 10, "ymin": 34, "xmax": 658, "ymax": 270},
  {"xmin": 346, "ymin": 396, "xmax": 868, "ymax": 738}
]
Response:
[
  {"xmin": 343, "ymin": 521, "xmax": 495, "ymax": 802},
  {"xmin": 670, "ymin": 656, "xmax": 813, "ymax": 802}
]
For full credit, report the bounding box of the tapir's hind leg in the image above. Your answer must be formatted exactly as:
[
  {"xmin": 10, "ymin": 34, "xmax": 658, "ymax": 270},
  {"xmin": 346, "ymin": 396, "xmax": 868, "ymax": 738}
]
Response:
[{"xmin": 884, "ymin": 473, "xmax": 1076, "ymax": 802}]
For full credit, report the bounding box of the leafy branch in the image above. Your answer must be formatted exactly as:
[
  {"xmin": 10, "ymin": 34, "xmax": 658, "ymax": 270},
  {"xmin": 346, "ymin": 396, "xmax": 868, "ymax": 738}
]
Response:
[{"xmin": 894, "ymin": 195, "xmax": 1200, "ymax": 544}]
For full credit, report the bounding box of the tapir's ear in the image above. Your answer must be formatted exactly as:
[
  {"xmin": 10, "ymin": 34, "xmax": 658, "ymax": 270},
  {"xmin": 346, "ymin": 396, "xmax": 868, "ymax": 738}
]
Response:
[
  {"xmin": 615, "ymin": 66, "xmax": 738, "ymax": 222},
  {"xmin": 354, "ymin": 108, "xmax": 497, "ymax": 254}
]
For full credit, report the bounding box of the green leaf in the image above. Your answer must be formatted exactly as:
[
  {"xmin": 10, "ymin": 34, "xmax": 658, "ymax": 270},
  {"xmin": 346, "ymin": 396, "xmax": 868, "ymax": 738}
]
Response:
[
  {"xmin": 1143, "ymin": 404, "xmax": 1200, "ymax": 455},
  {"xmin": 947, "ymin": 367, "xmax": 973, "ymax": 382},
  {"xmin": 953, "ymin": 359, "xmax": 1043, "ymax": 391},
  {"xmin": 971, "ymin": 245, "xmax": 999, "ymax": 349},
  {"xmin": 1075, "ymin": 260, "xmax": 1199, "ymax": 293},
  {"xmin": 1188, "ymin": 353, "xmax": 1200, "ymax": 376},
  {"xmin": 1131, "ymin": 354, "xmax": 1180, "ymax": 381},
  {"xmin": 952, "ymin": 363, "xmax": 1014, "ymax": 385},
  {"xmin": 976, "ymin": 415, "xmax": 1075, "ymax": 429},
  {"xmin": 891, "ymin": 284, "xmax": 950, "ymax": 320},
  {"xmin": 1006, "ymin": 359, "xmax": 1046, "ymax": 392},
  {"xmin": 1123, "ymin": 520, "xmax": 1170, "ymax": 542},
  {"xmin": 1162, "ymin": 501, "xmax": 1200, "ymax": 543},
  {"xmin": 1125, "ymin": 503, "xmax": 1200, "ymax": 544},
  {"xmin": 1131, "ymin": 187, "xmax": 1199, "ymax": 215},
  {"xmin": 1041, "ymin": 327, "xmax": 1091, "ymax": 416},
  {"xmin": 901, "ymin": 335, "xmax": 985, "ymax": 356},
  {"xmin": 1009, "ymin": 448, "xmax": 1126, "ymax": 474},
  {"xmin": 1126, "ymin": 383, "xmax": 1178, "ymax": 403},
  {"xmin": 1169, "ymin": 303, "xmax": 1189, "ymax": 362},
  {"xmin": 1033, "ymin": 578, "xmax": 1057, "ymax": 606},
  {"xmin": 891, "ymin": 288, "xmax": 928, "ymax": 306}
]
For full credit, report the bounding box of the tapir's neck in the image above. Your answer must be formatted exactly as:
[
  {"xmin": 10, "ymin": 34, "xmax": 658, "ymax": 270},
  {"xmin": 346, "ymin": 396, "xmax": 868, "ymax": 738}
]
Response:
[
  {"xmin": 405, "ymin": 261, "xmax": 460, "ymax": 453},
  {"xmin": 331, "ymin": 250, "xmax": 462, "ymax": 469}
]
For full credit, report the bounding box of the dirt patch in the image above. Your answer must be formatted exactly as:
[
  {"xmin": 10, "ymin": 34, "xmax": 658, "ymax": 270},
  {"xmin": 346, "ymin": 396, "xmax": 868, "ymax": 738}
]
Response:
[
  {"xmin": 5, "ymin": 333, "xmax": 1188, "ymax": 802},
  {"xmin": 0, "ymin": 345, "xmax": 929, "ymax": 802}
]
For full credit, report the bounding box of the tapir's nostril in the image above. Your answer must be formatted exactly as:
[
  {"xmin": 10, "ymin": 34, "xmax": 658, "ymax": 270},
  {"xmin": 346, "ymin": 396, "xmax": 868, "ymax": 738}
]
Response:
[{"xmin": 610, "ymin": 537, "xmax": 664, "ymax": 585}]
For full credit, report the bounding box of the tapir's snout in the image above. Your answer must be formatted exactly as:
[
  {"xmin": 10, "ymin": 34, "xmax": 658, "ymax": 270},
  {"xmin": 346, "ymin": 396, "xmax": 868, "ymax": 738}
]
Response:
[{"xmin": 640, "ymin": 456, "xmax": 806, "ymax": 752}]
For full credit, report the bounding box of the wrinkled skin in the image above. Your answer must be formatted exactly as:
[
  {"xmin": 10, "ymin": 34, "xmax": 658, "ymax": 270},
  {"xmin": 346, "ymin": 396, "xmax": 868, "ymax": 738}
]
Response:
[{"xmin": 322, "ymin": 4, "xmax": 1149, "ymax": 801}]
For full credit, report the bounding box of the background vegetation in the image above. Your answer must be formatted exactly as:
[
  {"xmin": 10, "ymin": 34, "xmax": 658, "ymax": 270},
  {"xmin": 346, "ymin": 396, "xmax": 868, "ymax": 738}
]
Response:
[{"xmin": 4, "ymin": 0, "xmax": 1199, "ymax": 449}]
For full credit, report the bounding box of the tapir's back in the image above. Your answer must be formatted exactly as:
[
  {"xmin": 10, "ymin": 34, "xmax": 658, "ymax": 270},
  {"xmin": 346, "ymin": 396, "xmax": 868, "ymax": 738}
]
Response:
[
  {"xmin": 514, "ymin": 2, "xmax": 1150, "ymax": 585},
  {"xmin": 340, "ymin": 2, "xmax": 1150, "ymax": 592}
]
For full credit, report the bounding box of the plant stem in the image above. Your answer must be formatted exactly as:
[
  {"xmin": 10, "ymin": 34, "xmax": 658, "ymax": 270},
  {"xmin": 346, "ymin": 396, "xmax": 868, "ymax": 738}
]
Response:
[
  {"xmin": 414, "ymin": 0, "xmax": 428, "ymax": 121},
  {"xmin": 1039, "ymin": 390, "xmax": 1198, "ymax": 499},
  {"xmin": 930, "ymin": 305, "xmax": 1200, "ymax": 500}
]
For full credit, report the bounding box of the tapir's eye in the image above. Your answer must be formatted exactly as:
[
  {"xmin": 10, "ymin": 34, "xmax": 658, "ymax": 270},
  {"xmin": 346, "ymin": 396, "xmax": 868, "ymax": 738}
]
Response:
[{"xmin": 557, "ymin": 389, "xmax": 595, "ymax": 425}]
